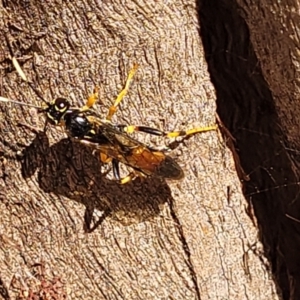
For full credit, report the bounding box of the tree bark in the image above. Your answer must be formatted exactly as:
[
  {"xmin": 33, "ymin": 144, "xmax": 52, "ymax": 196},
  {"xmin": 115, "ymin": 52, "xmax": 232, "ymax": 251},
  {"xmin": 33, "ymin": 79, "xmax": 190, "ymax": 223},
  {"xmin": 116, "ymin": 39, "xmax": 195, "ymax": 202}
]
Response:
[
  {"xmin": 0, "ymin": 0, "xmax": 278, "ymax": 299},
  {"xmin": 200, "ymin": 0, "xmax": 300, "ymax": 299}
]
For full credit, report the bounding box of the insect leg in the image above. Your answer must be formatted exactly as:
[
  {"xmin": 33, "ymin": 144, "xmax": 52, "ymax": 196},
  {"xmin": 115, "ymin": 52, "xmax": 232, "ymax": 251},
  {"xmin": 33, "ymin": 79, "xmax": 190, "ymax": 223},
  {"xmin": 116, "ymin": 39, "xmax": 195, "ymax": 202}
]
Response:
[
  {"xmin": 100, "ymin": 153, "xmax": 130, "ymax": 183},
  {"xmin": 120, "ymin": 124, "xmax": 218, "ymax": 137},
  {"xmin": 112, "ymin": 159, "xmax": 139, "ymax": 184},
  {"xmin": 119, "ymin": 172, "xmax": 137, "ymax": 184},
  {"xmin": 120, "ymin": 125, "xmax": 165, "ymax": 136},
  {"xmin": 80, "ymin": 86, "xmax": 99, "ymax": 112},
  {"xmin": 106, "ymin": 64, "xmax": 138, "ymax": 121},
  {"xmin": 112, "ymin": 159, "xmax": 121, "ymax": 180},
  {"xmin": 165, "ymin": 125, "xmax": 218, "ymax": 138}
]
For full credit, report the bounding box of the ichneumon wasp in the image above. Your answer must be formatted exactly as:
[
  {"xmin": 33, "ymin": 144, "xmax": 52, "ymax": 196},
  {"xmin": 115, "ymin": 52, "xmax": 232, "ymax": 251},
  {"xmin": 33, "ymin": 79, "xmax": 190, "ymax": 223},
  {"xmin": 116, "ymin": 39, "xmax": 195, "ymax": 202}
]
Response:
[{"xmin": 1, "ymin": 55, "xmax": 218, "ymax": 183}]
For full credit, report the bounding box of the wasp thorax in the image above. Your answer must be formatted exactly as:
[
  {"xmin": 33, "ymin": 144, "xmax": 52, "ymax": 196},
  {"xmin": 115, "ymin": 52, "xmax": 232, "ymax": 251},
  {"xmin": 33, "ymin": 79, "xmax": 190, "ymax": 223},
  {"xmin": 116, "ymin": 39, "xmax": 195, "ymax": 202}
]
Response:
[{"xmin": 46, "ymin": 98, "xmax": 71, "ymax": 125}]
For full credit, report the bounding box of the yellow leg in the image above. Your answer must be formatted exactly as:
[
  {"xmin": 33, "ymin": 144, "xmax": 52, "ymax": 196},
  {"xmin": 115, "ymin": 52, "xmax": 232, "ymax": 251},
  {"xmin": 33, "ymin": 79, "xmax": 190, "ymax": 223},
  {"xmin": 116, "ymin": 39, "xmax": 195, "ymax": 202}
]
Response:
[
  {"xmin": 80, "ymin": 86, "xmax": 99, "ymax": 112},
  {"xmin": 106, "ymin": 63, "xmax": 138, "ymax": 121},
  {"xmin": 119, "ymin": 170, "xmax": 146, "ymax": 184},
  {"xmin": 120, "ymin": 124, "xmax": 218, "ymax": 138},
  {"xmin": 119, "ymin": 172, "xmax": 136, "ymax": 184},
  {"xmin": 166, "ymin": 125, "xmax": 218, "ymax": 138},
  {"xmin": 100, "ymin": 151, "xmax": 145, "ymax": 184}
]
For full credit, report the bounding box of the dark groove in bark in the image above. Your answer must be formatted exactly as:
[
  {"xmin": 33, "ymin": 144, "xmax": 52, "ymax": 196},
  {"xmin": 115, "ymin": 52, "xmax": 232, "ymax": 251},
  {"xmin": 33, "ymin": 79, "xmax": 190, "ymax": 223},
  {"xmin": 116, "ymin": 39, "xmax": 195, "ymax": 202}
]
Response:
[
  {"xmin": 168, "ymin": 198, "xmax": 201, "ymax": 300},
  {"xmin": 198, "ymin": 0, "xmax": 300, "ymax": 299}
]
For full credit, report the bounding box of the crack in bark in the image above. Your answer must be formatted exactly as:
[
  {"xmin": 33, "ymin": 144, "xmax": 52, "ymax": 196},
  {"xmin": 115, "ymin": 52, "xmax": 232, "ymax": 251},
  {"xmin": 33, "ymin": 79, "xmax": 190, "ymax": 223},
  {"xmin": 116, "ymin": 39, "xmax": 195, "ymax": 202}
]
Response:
[{"xmin": 168, "ymin": 197, "xmax": 201, "ymax": 300}]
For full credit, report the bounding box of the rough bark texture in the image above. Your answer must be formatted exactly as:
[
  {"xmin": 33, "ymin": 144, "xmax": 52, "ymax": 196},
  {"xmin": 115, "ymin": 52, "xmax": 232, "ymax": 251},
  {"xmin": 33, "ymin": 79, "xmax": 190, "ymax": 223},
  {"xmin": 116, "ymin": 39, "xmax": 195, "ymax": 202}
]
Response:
[
  {"xmin": 0, "ymin": 0, "xmax": 281, "ymax": 299},
  {"xmin": 200, "ymin": 0, "xmax": 300, "ymax": 299}
]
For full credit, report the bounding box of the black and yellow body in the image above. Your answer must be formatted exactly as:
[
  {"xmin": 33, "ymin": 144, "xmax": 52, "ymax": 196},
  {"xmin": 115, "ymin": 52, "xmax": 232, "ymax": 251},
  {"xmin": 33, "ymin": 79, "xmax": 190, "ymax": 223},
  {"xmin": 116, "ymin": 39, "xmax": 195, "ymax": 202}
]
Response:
[
  {"xmin": 77, "ymin": 114, "xmax": 184, "ymax": 180},
  {"xmin": 1, "ymin": 58, "xmax": 218, "ymax": 184},
  {"xmin": 43, "ymin": 99, "xmax": 184, "ymax": 181}
]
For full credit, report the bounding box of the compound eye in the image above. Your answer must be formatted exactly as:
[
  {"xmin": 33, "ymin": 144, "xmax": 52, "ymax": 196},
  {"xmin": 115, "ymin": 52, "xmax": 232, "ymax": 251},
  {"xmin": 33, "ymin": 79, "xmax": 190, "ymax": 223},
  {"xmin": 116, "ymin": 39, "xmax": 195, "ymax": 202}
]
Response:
[{"xmin": 54, "ymin": 98, "xmax": 69, "ymax": 111}]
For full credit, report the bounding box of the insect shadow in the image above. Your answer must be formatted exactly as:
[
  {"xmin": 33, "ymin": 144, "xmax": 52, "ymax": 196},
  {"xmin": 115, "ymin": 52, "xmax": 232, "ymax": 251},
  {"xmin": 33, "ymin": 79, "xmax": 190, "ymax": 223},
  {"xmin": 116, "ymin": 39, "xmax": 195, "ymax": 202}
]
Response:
[{"xmin": 18, "ymin": 130, "xmax": 173, "ymax": 233}]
